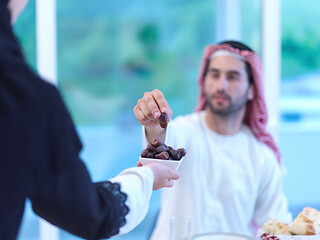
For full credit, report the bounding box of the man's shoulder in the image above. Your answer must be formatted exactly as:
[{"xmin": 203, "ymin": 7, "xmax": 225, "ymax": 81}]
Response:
[{"xmin": 241, "ymin": 125, "xmax": 278, "ymax": 162}]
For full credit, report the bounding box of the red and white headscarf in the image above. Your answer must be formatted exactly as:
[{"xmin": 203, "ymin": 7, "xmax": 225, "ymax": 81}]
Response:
[{"xmin": 195, "ymin": 44, "xmax": 281, "ymax": 164}]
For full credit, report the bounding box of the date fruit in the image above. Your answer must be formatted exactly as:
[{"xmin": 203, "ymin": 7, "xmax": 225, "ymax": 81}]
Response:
[
  {"xmin": 159, "ymin": 112, "xmax": 168, "ymax": 128},
  {"xmin": 140, "ymin": 138, "xmax": 186, "ymax": 161}
]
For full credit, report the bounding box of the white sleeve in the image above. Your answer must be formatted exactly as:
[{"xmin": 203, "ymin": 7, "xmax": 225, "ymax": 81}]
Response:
[
  {"xmin": 254, "ymin": 150, "xmax": 292, "ymax": 225},
  {"xmin": 109, "ymin": 166, "xmax": 154, "ymax": 234}
]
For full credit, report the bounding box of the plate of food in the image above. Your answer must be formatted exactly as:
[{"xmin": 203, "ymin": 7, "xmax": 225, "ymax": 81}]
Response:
[
  {"xmin": 257, "ymin": 207, "xmax": 320, "ymax": 240},
  {"xmin": 139, "ymin": 138, "xmax": 186, "ymax": 170}
]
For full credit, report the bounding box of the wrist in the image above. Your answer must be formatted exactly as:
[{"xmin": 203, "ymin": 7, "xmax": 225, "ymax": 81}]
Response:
[{"xmin": 145, "ymin": 126, "xmax": 166, "ymax": 143}]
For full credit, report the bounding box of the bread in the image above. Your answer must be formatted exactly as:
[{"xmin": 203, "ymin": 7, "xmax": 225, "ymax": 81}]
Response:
[
  {"xmin": 261, "ymin": 219, "xmax": 292, "ymax": 235},
  {"xmin": 289, "ymin": 207, "xmax": 320, "ymax": 235}
]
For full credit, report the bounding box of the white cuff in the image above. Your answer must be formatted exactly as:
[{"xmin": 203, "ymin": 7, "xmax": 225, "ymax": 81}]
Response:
[{"xmin": 110, "ymin": 166, "xmax": 154, "ymax": 234}]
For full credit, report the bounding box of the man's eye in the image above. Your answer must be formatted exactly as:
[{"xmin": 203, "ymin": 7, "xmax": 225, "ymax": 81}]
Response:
[
  {"xmin": 228, "ymin": 75, "xmax": 238, "ymax": 80},
  {"xmin": 211, "ymin": 73, "xmax": 219, "ymax": 78}
]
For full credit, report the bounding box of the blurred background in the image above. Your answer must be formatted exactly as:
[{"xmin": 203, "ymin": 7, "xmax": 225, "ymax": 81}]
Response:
[{"xmin": 13, "ymin": 0, "xmax": 320, "ymax": 239}]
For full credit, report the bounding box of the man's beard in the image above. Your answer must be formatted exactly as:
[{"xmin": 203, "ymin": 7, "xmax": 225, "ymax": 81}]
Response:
[{"xmin": 205, "ymin": 88, "xmax": 250, "ymax": 117}]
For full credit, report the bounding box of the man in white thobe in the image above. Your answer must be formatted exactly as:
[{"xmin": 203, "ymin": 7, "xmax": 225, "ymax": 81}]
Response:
[{"xmin": 134, "ymin": 41, "xmax": 292, "ymax": 239}]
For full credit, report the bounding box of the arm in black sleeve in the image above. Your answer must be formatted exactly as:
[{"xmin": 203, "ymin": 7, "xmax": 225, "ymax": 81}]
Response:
[
  {"xmin": 27, "ymin": 82, "xmax": 129, "ymax": 239},
  {"xmin": 0, "ymin": 7, "xmax": 131, "ymax": 238}
]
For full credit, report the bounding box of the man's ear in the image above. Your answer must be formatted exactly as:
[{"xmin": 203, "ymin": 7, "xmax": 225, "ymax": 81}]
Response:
[{"xmin": 247, "ymin": 84, "xmax": 255, "ymax": 101}]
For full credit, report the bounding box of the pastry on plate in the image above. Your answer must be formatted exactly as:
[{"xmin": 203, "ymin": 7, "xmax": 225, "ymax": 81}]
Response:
[
  {"xmin": 289, "ymin": 207, "xmax": 320, "ymax": 235},
  {"xmin": 261, "ymin": 219, "xmax": 291, "ymax": 235}
]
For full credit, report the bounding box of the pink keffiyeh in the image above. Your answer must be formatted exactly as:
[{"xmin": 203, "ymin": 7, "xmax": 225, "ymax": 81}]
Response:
[{"xmin": 195, "ymin": 44, "xmax": 281, "ymax": 164}]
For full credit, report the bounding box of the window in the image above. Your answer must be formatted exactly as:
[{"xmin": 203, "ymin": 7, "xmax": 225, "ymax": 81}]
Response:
[{"xmin": 280, "ymin": 0, "xmax": 320, "ymax": 215}]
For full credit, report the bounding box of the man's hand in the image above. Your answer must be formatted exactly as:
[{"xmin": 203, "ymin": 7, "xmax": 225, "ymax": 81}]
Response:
[
  {"xmin": 138, "ymin": 162, "xmax": 180, "ymax": 190},
  {"xmin": 133, "ymin": 89, "xmax": 173, "ymax": 142},
  {"xmin": 133, "ymin": 89, "xmax": 173, "ymax": 130}
]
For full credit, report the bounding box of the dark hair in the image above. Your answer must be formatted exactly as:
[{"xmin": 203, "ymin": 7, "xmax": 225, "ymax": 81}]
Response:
[
  {"xmin": 218, "ymin": 40, "xmax": 254, "ymax": 52},
  {"xmin": 203, "ymin": 40, "xmax": 254, "ymax": 85}
]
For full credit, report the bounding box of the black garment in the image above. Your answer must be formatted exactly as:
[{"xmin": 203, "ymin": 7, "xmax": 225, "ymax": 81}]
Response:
[{"xmin": 0, "ymin": 4, "xmax": 128, "ymax": 240}]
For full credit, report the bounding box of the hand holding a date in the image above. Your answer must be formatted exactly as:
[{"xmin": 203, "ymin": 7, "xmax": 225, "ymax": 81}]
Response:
[{"xmin": 133, "ymin": 89, "xmax": 172, "ymax": 130}]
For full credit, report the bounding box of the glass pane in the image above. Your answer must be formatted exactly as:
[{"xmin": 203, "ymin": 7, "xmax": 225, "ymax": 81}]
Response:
[
  {"xmin": 57, "ymin": 0, "xmax": 217, "ymax": 126},
  {"xmin": 280, "ymin": 0, "xmax": 320, "ymax": 217},
  {"xmin": 242, "ymin": 0, "xmax": 262, "ymax": 54},
  {"xmin": 13, "ymin": 0, "xmax": 37, "ymax": 72},
  {"xmin": 281, "ymin": 0, "xmax": 320, "ymax": 123}
]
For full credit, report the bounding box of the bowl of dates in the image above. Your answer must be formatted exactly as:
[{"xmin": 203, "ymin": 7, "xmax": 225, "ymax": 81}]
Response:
[{"xmin": 139, "ymin": 139, "xmax": 186, "ymax": 170}]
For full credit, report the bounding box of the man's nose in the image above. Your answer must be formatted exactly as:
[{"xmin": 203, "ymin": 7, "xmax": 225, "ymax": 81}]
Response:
[{"xmin": 216, "ymin": 75, "xmax": 228, "ymax": 90}]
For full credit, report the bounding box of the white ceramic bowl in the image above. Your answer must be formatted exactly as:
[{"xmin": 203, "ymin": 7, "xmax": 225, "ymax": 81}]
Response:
[{"xmin": 139, "ymin": 157, "xmax": 183, "ymax": 170}]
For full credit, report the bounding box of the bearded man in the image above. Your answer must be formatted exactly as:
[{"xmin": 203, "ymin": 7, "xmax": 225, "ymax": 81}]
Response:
[{"xmin": 134, "ymin": 41, "xmax": 292, "ymax": 239}]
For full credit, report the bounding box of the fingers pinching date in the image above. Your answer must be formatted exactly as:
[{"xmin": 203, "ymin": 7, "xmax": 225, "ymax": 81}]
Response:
[
  {"xmin": 140, "ymin": 139, "xmax": 186, "ymax": 161},
  {"xmin": 159, "ymin": 112, "xmax": 168, "ymax": 128}
]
